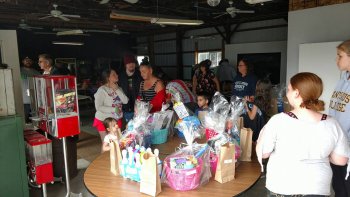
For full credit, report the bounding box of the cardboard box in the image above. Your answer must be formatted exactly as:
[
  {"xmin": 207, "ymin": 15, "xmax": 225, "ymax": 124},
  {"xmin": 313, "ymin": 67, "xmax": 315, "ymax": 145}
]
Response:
[{"xmin": 0, "ymin": 69, "xmax": 15, "ymax": 116}]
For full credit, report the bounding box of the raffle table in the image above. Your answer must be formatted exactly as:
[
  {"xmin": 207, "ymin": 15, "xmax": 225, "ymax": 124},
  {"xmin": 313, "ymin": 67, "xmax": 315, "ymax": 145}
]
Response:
[{"xmin": 84, "ymin": 137, "xmax": 261, "ymax": 197}]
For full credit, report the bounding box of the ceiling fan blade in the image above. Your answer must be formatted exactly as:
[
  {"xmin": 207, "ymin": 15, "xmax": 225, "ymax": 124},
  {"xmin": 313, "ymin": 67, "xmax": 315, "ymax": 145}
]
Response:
[
  {"xmin": 28, "ymin": 26, "xmax": 44, "ymax": 30},
  {"xmin": 85, "ymin": 29, "xmax": 111, "ymax": 33},
  {"xmin": 213, "ymin": 13, "xmax": 227, "ymax": 19},
  {"xmin": 61, "ymin": 14, "xmax": 81, "ymax": 18},
  {"xmin": 39, "ymin": 15, "xmax": 53, "ymax": 20},
  {"xmin": 34, "ymin": 32, "xmax": 57, "ymax": 35},
  {"xmin": 123, "ymin": 0, "xmax": 139, "ymax": 3},
  {"xmin": 58, "ymin": 16, "xmax": 70, "ymax": 21},
  {"xmin": 99, "ymin": 0, "xmax": 110, "ymax": 4},
  {"xmin": 115, "ymin": 30, "xmax": 129, "ymax": 34}
]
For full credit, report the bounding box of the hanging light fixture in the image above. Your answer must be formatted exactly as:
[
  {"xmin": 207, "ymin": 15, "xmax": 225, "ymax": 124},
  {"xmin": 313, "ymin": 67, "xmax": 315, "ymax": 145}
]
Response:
[
  {"xmin": 245, "ymin": 0, "xmax": 272, "ymax": 4},
  {"xmin": 207, "ymin": 0, "xmax": 220, "ymax": 7},
  {"xmin": 150, "ymin": 18, "xmax": 204, "ymax": 25}
]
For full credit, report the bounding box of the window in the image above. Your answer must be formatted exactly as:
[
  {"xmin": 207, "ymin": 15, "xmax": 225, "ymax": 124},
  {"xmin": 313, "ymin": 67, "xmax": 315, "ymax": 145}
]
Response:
[
  {"xmin": 197, "ymin": 51, "xmax": 222, "ymax": 68},
  {"xmin": 136, "ymin": 55, "xmax": 149, "ymax": 65}
]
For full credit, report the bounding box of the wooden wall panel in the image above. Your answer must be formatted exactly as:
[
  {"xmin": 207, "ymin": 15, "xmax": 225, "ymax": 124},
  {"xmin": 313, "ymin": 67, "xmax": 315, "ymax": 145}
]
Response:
[{"xmin": 289, "ymin": 0, "xmax": 350, "ymax": 11}]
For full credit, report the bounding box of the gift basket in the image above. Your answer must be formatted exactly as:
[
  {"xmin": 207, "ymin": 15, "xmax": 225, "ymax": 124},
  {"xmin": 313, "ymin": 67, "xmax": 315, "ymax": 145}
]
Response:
[
  {"xmin": 207, "ymin": 132, "xmax": 239, "ymax": 175},
  {"xmin": 171, "ymin": 92, "xmax": 194, "ymax": 117},
  {"xmin": 226, "ymin": 96, "xmax": 245, "ymax": 145},
  {"xmin": 118, "ymin": 145, "xmax": 161, "ymax": 182},
  {"xmin": 113, "ymin": 101, "xmax": 163, "ymax": 183},
  {"xmin": 171, "ymin": 92, "xmax": 198, "ymax": 138},
  {"xmin": 203, "ymin": 93, "xmax": 245, "ymax": 175},
  {"xmin": 120, "ymin": 100, "xmax": 152, "ymax": 149},
  {"xmin": 161, "ymin": 122, "xmax": 210, "ymax": 191},
  {"xmin": 204, "ymin": 92, "xmax": 230, "ymax": 140},
  {"xmin": 175, "ymin": 116, "xmax": 201, "ymax": 139},
  {"xmin": 150, "ymin": 105, "xmax": 174, "ymax": 145}
]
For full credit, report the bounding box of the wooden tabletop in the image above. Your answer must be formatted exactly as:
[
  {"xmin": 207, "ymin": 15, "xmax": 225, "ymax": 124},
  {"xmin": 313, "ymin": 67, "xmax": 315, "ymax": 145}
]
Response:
[{"xmin": 84, "ymin": 137, "xmax": 261, "ymax": 197}]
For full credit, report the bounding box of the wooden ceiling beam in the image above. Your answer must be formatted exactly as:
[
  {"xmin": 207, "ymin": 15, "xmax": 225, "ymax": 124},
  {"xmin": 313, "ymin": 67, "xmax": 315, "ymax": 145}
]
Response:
[
  {"xmin": 134, "ymin": 12, "xmax": 288, "ymax": 36},
  {"xmin": 214, "ymin": 26, "xmax": 227, "ymax": 42}
]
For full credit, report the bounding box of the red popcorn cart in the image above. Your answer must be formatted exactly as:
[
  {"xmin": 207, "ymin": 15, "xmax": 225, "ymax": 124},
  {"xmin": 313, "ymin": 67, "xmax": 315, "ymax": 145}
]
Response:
[
  {"xmin": 33, "ymin": 75, "xmax": 80, "ymax": 138},
  {"xmin": 24, "ymin": 130, "xmax": 53, "ymax": 185}
]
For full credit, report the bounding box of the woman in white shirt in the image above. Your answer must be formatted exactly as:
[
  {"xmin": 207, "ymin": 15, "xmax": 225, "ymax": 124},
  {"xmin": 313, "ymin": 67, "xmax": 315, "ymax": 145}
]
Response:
[
  {"xmin": 93, "ymin": 69, "xmax": 128, "ymax": 143},
  {"xmin": 256, "ymin": 72, "xmax": 349, "ymax": 196}
]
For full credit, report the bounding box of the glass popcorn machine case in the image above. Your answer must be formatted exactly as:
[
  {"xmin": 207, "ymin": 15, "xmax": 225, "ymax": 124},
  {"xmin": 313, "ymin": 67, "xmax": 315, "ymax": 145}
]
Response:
[
  {"xmin": 24, "ymin": 130, "xmax": 54, "ymax": 185},
  {"xmin": 33, "ymin": 75, "xmax": 80, "ymax": 138}
]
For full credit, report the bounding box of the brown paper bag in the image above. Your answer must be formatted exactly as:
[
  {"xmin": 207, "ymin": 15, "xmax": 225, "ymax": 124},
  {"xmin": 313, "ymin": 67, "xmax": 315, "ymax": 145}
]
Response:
[
  {"xmin": 140, "ymin": 152, "xmax": 161, "ymax": 196},
  {"xmin": 110, "ymin": 141, "xmax": 122, "ymax": 175},
  {"xmin": 240, "ymin": 127, "xmax": 253, "ymax": 162},
  {"xmin": 236, "ymin": 117, "xmax": 244, "ymax": 131},
  {"xmin": 215, "ymin": 143, "xmax": 236, "ymax": 183}
]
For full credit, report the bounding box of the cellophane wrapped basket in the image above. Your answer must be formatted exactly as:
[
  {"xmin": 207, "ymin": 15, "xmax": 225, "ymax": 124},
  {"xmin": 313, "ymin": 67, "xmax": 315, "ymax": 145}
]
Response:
[
  {"xmin": 120, "ymin": 100, "xmax": 152, "ymax": 149},
  {"xmin": 161, "ymin": 122, "xmax": 210, "ymax": 191},
  {"xmin": 203, "ymin": 92, "xmax": 230, "ymax": 140},
  {"xmin": 203, "ymin": 93, "xmax": 245, "ymax": 174}
]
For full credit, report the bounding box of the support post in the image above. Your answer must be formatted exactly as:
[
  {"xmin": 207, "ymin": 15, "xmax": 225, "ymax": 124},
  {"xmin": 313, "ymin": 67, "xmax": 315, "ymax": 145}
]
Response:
[
  {"xmin": 147, "ymin": 35, "xmax": 155, "ymax": 66},
  {"xmin": 176, "ymin": 30, "xmax": 184, "ymax": 79}
]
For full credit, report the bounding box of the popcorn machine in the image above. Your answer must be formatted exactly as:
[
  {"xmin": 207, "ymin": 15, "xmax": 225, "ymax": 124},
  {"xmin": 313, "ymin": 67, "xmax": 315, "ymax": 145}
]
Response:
[{"xmin": 33, "ymin": 75, "xmax": 80, "ymax": 138}]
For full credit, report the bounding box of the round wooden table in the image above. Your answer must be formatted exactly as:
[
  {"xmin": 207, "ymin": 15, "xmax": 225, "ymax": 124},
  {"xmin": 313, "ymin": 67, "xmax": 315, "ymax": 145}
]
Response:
[{"xmin": 84, "ymin": 137, "xmax": 261, "ymax": 197}]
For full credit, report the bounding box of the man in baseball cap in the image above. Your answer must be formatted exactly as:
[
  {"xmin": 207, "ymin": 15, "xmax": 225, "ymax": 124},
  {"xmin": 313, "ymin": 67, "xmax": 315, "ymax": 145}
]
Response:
[{"xmin": 118, "ymin": 54, "xmax": 143, "ymax": 122}]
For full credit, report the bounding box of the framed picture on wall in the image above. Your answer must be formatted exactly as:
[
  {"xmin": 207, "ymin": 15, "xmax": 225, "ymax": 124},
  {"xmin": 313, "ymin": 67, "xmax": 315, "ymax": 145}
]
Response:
[{"xmin": 237, "ymin": 53, "xmax": 281, "ymax": 84}]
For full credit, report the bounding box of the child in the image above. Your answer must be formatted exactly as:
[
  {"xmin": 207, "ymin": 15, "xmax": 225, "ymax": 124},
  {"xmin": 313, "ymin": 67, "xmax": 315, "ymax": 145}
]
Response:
[
  {"xmin": 102, "ymin": 117, "xmax": 122, "ymax": 153},
  {"xmin": 242, "ymin": 96, "xmax": 265, "ymax": 143},
  {"xmin": 195, "ymin": 92, "xmax": 211, "ymax": 123}
]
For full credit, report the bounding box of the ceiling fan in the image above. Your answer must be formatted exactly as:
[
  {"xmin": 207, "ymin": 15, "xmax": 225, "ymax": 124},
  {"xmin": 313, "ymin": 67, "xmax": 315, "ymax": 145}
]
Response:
[
  {"xmin": 98, "ymin": 0, "xmax": 139, "ymax": 4},
  {"xmin": 84, "ymin": 25, "xmax": 129, "ymax": 35},
  {"xmin": 18, "ymin": 19, "xmax": 43, "ymax": 30},
  {"xmin": 39, "ymin": 4, "xmax": 81, "ymax": 21},
  {"xmin": 213, "ymin": 0, "xmax": 254, "ymax": 18}
]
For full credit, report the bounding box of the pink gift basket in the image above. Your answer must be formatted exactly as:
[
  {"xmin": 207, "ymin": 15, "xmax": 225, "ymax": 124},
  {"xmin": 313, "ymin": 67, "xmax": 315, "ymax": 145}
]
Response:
[
  {"xmin": 163, "ymin": 157, "xmax": 203, "ymax": 191},
  {"xmin": 161, "ymin": 121, "xmax": 211, "ymax": 191}
]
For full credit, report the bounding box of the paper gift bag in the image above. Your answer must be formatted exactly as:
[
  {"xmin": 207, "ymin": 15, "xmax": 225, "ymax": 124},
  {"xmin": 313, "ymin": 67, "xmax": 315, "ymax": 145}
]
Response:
[
  {"xmin": 215, "ymin": 143, "xmax": 235, "ymax": 183},
  {"xmin": 240, "ymin": 127, "xmax": 253, "ymax": 162},
  {"xmin": 236, "ymin": 117, "xmax": 243, "ymax": 132},
  {"xmin": 140, "ymin": 152, "xmax": 161, "ymax": 196},
  {"xmin": 110, "ymin": 141, "xmax": 122, "ymax": 175}
]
